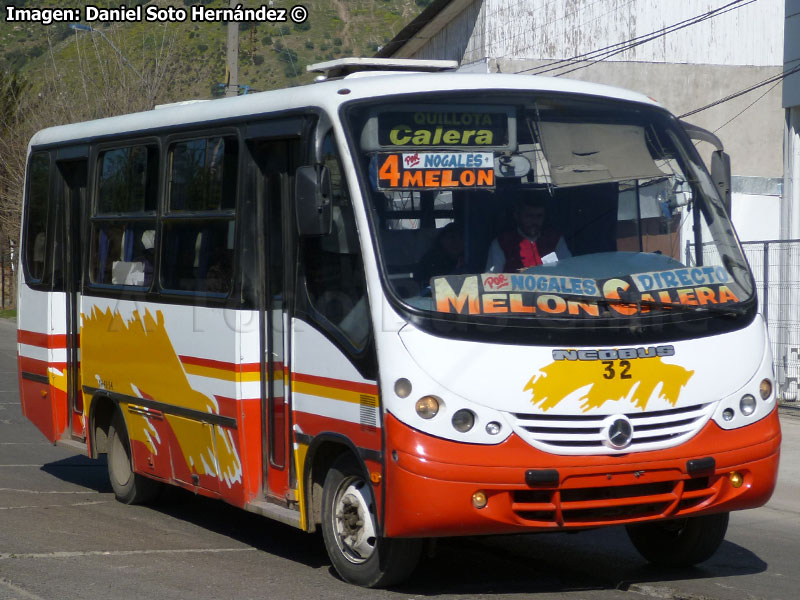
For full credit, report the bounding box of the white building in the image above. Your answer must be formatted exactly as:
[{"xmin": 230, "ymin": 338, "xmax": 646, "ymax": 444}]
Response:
[{"xmin": 378, "ymin": 0, "xmax": 785, "ymax": 242}]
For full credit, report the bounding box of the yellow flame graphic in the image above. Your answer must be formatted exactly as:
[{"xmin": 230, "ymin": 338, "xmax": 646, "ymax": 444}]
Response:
[
  {"xmin": 523, "ymin": 357, "xmax": 694, "ymax": 412},
  {"xmin": 81, "ymin": 307, "xmax": 242, "ymax": 487}
]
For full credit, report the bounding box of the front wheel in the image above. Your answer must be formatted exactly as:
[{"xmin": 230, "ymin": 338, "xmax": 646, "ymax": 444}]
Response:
[
  {"xmin": 626, "ymin": 512, "xmax": 729, "ymax": 567},
  {"xmin": 107, "ymin": 410, "xmax": 162, "ymax": 505},
  {"xmin": 321, "ymin": 454, "xmax": 422, "ymax": 588}
]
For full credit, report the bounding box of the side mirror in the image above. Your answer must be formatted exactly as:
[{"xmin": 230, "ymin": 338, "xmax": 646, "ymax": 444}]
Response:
[
  {"xmin": 711, "ymin": 150, "xmax": 732, "ymax": 217},
  {"xmin": 295, "ymin": 165, "xmax": 332, "ymax": 236}
]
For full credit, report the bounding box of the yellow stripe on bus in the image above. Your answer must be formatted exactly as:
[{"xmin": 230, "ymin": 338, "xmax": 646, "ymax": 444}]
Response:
[
  {"xmin": 292, "ymin": 380, "xmax": 374, "ymax": 404},
  {"xmin": 182, "ymin": 363, "xmax": 262, "ymax": 382}
]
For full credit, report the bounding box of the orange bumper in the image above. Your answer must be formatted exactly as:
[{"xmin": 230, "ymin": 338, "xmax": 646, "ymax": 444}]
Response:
[{"xmin": 382, "ymin": 408, "xmax": 781, "ymax": 538}]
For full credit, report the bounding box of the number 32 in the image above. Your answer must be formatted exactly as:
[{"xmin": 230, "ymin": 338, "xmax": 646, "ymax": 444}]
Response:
[{"xmin": 602, "ymin": 360, "xmax": 632, "ymax": 380}]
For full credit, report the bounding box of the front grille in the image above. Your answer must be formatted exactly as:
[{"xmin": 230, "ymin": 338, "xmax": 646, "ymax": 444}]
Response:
[
  {"xmin": 510, "ymin": 475, "xmax": 719, "ymax": 526},
  {"xmin": 511, "ymin": 403, "xmax": 714, "ymax": 455}
]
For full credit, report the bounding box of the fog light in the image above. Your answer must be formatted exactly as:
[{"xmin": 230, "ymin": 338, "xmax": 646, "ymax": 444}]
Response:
[
  {"xmin": 452, "ymin": 409, "xmax": 475, "ymax": 432},
  {"xmin": 722, "ymin": 408, "xmax": 735, "ymax": 421},
  {"xmin": 740, "ymin": 394, "xmax": 756, "ymax": 416},
  {"xmin": 472, "ymin": 490, "xmax": 488, "ymax": 509},
  {"xmin": 760, "ymin": 379, "xmax": 772, "ymax": 400},
  {"xmin": 394, "ymin": 378, "xmax": 412, "ymax": 398},
  {"xmin": 485, "ymin": 421, "xmax": 502, "ymax": 435},
  {"xmin": 415, "ymin": 395, "xmax": 440, "ymax": 419},
  {"xmin": 729, "ymin": 471, "xmax": 744, "ymax": 488}
]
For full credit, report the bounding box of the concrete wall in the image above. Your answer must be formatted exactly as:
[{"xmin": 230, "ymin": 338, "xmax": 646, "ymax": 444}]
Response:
[{"xmin": 470, "ymin": 0, "xmax": 783, "ymax": 66}]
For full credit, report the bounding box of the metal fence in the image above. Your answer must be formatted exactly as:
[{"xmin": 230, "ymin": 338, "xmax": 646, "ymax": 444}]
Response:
[{"xmin": 691, "ymin": 239, "xmax": 800, "ymax": 405}]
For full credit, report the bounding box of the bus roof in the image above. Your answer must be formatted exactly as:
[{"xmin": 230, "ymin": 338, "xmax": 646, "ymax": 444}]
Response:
[{"xmin": 29, "ymin": 72, "xmax": 660, "ymax": 149}]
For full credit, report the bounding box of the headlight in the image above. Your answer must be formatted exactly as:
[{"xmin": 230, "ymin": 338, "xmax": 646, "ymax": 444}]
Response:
[
  {"xmin": 394, "ymin": 378, "xmax": 412, "ymax": 398},
  {"xmin": 740, "ymin": 394, "xmax": 756, "ymax": 416},
  {"xmin": 452, "ymin": 409, "xmax": 475, "ymax": 432}
]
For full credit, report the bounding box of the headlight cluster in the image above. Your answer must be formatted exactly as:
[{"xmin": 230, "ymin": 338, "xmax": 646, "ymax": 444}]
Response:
[
  {"xmin": 718, "ymin": 378, "xmax": 773, "ymax": 426},
  {"xmin": 404, "ymin": 378, "xmax": 503, "ymax": 436}
]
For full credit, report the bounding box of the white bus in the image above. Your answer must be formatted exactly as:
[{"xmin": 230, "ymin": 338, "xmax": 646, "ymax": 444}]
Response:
[{"xmin": 18, "ymin": 59, "xmax": 780, "ymax": 587}]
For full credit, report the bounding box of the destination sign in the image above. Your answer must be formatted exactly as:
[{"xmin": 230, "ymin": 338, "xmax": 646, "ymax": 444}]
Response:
[
  {"xmin": 377, "ymin": 153, "xmax": 495, "ymax": 190},
  {"xmin": 378, "ymin": 109, "xmax": 511, "ymax": 149}
]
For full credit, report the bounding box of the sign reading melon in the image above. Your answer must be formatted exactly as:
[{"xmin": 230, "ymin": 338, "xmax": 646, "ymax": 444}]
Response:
[{"xmin": 377, "ymin": 152, "xmax": 495, "ymax": 190}]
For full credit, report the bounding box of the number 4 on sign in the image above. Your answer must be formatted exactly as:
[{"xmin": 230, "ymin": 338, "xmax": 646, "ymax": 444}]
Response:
[{"xmin": 378, "ymin": 155, "xmax": 400, "ymax": 187}]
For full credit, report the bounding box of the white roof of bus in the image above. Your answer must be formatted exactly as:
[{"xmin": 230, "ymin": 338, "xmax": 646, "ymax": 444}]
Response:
[{"xmin": 29, "ymin": 72, "xmax": 660, "ymax": 148}]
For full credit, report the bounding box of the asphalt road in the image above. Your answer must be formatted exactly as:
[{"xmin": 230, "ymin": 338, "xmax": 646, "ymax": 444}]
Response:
[{"xmin": 1, "ymin": 316, "xmax": 799, "ymax": 600}]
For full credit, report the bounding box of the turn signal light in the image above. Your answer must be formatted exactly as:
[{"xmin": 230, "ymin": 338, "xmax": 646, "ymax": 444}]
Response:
[
  {"xmin": 415, "ymin": 395, "xmax": 440, "ymax": 419},
  {"xmin": 729, "ymin": 471, "xmax": 744, "ymax": 488}
]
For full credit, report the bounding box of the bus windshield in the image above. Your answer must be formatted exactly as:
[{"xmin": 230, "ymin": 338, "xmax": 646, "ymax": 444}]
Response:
[{"xmin": 344, "ymin": 92, "xmax": 754, "ymax": 332}]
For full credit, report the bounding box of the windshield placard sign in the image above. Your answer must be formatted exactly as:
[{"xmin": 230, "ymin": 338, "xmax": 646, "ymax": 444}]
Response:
[
  {"xmin": 377, "ymin": 152, "xmax": 495, "ymax": 190},
  {"xmin": 431, "ymin": 269, "xmax": 741, "ymax": 317}
]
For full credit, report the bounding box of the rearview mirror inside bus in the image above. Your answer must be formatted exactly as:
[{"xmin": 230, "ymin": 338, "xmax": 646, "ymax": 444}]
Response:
[
  {"xmin": 711, "ymin": 150, "xmax": 732, "ymax": 216},
  {"xmin": 295, "ymin": 165, "xmax": 332, "ymax": 236}
]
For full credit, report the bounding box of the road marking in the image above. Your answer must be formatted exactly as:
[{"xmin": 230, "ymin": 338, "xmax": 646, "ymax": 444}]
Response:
[
  {"xmin": 0, "ymin": 548, "xmax": 257, "ymax": 560},
  {"xmin": 0, "ymin": 578, "xmax": 47, "ymax": 600},
  {"xmin": 0, "ymin": 488, "xmax": 102, "ymax": 494},
  {"xmin": 0, "ymin": 500, "xmax": 109, "ymax": 510}
]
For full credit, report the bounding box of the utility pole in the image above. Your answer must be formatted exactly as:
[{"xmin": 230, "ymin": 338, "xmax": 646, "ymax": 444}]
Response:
[{"xmin": 226, "ymin": 0, "xmax": 239, "ymax": 97}]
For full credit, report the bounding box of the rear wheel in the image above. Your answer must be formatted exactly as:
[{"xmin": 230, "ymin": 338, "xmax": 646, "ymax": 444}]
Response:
[
  {"xmin": 626, "ymin": 512, "xmax": 729, "ymax": 567},
  {"xmin": 107, "ymin": 410, "xmax": 161, "ymax": 504},
  {"xmin": 321, "ymin": 454, "xmax": 422, "ymax": 588}
]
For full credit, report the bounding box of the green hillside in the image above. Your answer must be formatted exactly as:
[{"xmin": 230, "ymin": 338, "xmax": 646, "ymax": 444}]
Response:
[{"xmin": 1, "ymin": 0, "xmax": 428, "ymax": 104}]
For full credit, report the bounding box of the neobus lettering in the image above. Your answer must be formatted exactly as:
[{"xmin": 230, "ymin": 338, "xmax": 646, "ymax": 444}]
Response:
[{"xmin": 552, "ymin": 345, "xmax": 675, "ymax": 361}]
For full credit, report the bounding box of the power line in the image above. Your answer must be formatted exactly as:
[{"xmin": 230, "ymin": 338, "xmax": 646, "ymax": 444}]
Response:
[
  {"xmin": 680, "ymin": 63, "xmax": 798, "ymax": 118},
  {"xmin": 518, "ymin": 0, "xmax": 756, "ymax": 78},
  {"xmin": 713, "ymin": 80, "xmax": 781, "ymax": 133}
]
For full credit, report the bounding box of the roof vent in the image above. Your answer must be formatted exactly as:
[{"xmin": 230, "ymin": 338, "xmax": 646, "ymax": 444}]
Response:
[{"xmin": 306, "ymin": 57, "xmax": 457, "ymax": 81}]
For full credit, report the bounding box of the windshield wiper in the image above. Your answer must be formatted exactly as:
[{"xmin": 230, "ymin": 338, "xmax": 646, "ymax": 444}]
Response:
[{"xmin": 554, "ymin": 292, "xmax": 744, "ymax": 317}]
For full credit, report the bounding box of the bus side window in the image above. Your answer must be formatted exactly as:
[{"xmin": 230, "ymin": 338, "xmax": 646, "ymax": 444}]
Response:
[
  {"xmin": 300, "ymin": 132, "xmax": 369, "ymax": 350},
  {"xmin": 161, "ymin": 136, "xmax": 237, "ymax": 295},
  {"xmin": 23, "ymin": 152, "xmax": 51, "ymax": 283},
  {"xmin": 89, "ymin": 144, "xmax": 158, "ymax": 288}
]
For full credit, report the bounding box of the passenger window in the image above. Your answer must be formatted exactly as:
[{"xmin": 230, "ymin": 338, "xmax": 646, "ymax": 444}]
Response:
[
  {"xmin": 169, "ymin": 137, "xmax": 237, "ymax": 211},
  {"xmin": 24, "ymin": 152, "xmax": 50, "ymax": 283},
  {"xmin": 161, "ymin": 135, "xmax": 238, "ymax": 294},
  {"xmin": 301, "ymin": 132, "xmax": 369, "ymax": 349},
  {"xmin": 89, "ymin": 143, "xmax": 158, "ymax": 287},
  {"xmin": 97, "ymin": 145, "xmax": 158, "ymax": 213}
]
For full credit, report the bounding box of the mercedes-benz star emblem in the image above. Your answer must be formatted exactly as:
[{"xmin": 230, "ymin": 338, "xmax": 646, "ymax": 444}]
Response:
[{"xmin": 604, "ymin": 416, "xmax": 633, "ymax": 449}]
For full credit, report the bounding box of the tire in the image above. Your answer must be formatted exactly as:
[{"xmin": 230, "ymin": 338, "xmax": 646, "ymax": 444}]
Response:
[
  {"xmin": 321, "ymin": 454, "xmax": 422, "ymax": 588},
  {"xmin": 107, "ymin": 410, "xmax": 162, "ymax": 505},
  {"xmin": 626, "ymin": 512, "xmax": 729, "ymax": 567}
]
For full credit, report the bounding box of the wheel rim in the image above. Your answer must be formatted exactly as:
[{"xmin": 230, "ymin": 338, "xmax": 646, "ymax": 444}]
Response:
[
  {"xmin": 110, "ymin": 428, "xmax": 132, "ymax": 488},
  {"xmin": 332, "ymin": 476, "xmax": 376, "ymax": 564}
]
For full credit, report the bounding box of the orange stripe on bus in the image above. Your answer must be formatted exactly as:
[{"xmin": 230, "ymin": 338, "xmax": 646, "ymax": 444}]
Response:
[{"xmin": 178, "ymin": 355, "xmax": 265, "ymax": 373}]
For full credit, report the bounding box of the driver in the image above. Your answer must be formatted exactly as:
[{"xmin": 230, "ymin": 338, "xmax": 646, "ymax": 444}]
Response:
[{"xmin": 485, "ymin": 194, "xmax": 571, "ymax": 272}]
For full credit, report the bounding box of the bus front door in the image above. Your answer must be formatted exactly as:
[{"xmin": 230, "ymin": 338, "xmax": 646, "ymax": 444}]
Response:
[
  {"xmin": 251, "ymin": 133, "xmax": 303, "ymax": 503},
  {"xmin": 54, "ymin": 154, "xmax": 87, "ymax": 443}
]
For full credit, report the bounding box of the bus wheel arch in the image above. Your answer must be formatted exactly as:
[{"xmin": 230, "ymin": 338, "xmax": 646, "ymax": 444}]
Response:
[
  {"xmin": 626, "ymin": 512, "xmax": 730, "ymax": 567},
  {"xmin": 319, "ymin": 452, "xmax": 422, "ymax": 588},
  {"xmin": 107, "ymin": 407, "xmax": 162, "ymax": 505},
  {"xmin": 305, "ymin": 437, "xmax": 354, "ymax": 533},
  {"xmin": 88, "ymin": 394, "xmax": 117, "ymax": 459}
]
